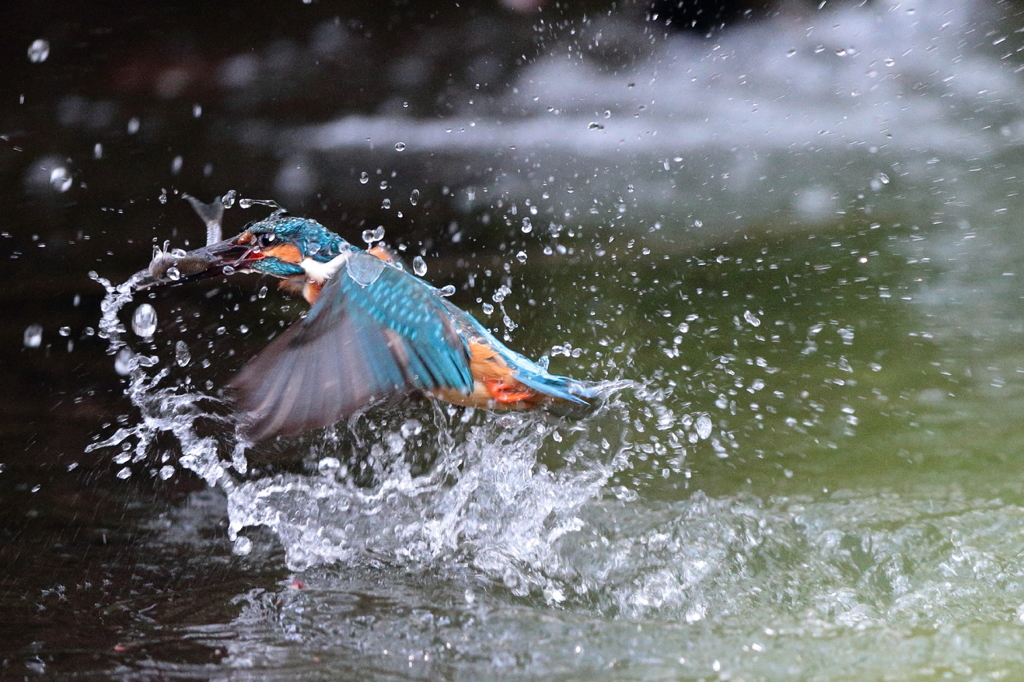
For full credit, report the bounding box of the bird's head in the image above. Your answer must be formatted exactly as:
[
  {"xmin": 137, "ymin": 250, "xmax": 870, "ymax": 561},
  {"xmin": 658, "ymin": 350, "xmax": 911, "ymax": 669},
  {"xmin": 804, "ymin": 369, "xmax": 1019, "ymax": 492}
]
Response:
[
  {"xmin": 137, "ymin": 215, "xmax": 348, "ymax": 287},
  {"xmin": 240, "ymin": 216, "xmax": 347, "ymax": 276}
]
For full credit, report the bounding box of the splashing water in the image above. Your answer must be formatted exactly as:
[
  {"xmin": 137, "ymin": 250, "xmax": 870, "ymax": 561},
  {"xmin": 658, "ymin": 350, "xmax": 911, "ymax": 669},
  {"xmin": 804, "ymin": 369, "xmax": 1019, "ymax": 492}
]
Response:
[
  {"xmin": 89, "ymin": 267, "xmax": 735, "ymax": 604},
  {"xmin": 90, "ymin": 270, "xmax": 243, "ymax": 486},
  {"xmin": 222, "ymin": 401, "xmax": 633, "ymax": 582}
]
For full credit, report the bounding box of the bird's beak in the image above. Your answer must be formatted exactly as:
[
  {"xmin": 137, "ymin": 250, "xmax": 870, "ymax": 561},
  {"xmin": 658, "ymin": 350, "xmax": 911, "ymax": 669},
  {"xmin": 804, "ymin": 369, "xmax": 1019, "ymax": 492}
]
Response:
[{"xmin": 132, "ymin": 234, "xmax": 265, "ymax": 290}]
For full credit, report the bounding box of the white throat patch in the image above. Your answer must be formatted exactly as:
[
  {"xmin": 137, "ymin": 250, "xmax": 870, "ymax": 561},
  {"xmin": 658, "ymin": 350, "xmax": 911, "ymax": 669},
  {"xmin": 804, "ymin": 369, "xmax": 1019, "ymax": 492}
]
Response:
[{"xmin": 300, "ymin": 253, "xmax": 349, "ymax": 284}]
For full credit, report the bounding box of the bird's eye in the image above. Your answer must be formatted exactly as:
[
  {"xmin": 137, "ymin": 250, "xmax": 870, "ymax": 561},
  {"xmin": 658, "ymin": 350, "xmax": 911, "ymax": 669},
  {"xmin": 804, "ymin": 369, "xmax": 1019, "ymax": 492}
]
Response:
[{"xmin": 257, "ymin": 234, "xmax": 277, "ymax": 249}]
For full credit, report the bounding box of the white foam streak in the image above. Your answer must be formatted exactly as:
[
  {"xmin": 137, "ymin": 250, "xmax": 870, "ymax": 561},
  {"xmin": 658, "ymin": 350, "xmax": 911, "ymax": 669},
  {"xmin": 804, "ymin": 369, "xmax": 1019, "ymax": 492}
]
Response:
[{"xmin": 287, "ymin": 1, "xmax": 1010, "ymax": 163}]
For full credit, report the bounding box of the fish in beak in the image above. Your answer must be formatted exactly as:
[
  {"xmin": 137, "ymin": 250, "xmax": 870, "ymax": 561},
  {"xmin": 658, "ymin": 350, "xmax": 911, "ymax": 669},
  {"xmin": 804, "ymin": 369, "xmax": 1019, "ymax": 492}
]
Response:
[{"xmin": 131, "ymin": 235, "xmax": 264, "ymax": 291}]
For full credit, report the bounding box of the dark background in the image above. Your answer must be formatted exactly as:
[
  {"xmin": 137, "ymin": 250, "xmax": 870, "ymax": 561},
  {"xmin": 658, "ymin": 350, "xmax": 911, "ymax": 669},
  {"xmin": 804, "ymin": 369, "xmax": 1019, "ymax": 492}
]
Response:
[{"xmin": 1, "ymin": 0, "xmax": 777, "ymax": 673}]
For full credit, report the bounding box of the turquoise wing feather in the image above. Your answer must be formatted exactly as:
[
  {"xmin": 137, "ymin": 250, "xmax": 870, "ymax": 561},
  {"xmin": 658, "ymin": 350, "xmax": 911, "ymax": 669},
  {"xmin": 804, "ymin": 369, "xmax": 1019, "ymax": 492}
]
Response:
[{"xmin": 230, "ymin": 250, "xmax": 473, "ymax": 439}]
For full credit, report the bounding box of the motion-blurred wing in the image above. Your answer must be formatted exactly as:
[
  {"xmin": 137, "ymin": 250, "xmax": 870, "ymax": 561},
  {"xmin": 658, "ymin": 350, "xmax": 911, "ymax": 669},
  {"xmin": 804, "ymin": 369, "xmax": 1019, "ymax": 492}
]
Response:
[{"xmin": 230, "ymin": 251, "xmax": 473, "ymax": 440}]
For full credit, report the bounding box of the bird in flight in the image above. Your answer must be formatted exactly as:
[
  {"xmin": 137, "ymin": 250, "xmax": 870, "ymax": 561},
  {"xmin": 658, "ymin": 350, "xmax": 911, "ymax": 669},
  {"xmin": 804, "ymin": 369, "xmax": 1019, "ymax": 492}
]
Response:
[{"xmin": 134, "ymin": 209, "xmax": 596, "ymax": 440}]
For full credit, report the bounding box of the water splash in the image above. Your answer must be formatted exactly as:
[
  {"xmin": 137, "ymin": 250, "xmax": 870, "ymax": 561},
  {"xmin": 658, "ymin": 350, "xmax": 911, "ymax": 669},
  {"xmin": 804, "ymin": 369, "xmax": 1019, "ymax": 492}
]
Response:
[
  {"xmin": 90, "ymin": 266, "xmax": 734, "ymax": 602},
  {"xmin": 90, "ymin": 270, "xmax": 241, "ymax": 486},
  {"xmin": 223, "ymin": 396, "xmax": 633, "ymax": 583}
]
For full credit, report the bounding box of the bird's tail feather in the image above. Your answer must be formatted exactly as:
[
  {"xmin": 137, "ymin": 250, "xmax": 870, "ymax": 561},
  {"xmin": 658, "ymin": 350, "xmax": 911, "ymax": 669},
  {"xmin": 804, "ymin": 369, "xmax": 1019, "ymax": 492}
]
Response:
[{"xmin": 513, "ymin": 367, "xmax": 599, "ymax": 406}]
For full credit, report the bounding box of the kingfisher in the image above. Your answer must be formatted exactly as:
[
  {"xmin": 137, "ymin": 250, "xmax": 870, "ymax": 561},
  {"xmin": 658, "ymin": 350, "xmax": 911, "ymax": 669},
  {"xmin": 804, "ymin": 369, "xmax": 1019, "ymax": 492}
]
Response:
[{"xmin": 135, "ymin": 211, "xmax": 596, "ymax": 440}]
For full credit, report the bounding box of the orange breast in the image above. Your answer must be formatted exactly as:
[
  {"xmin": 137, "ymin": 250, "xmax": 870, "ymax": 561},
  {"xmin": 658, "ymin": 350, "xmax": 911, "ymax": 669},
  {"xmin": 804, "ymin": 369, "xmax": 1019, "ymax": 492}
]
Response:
[
  {"xmin": 264, "ymin": 243, "xmax": 303, "ymax": 264},
  {"xmin": 367, "ymin": 244, "xmax": 399, "ymax": 264},
  {"xmin": 430, "ymin": 341, "xmax": 539, "ymax": 409},
  {"xmin": 302, "ymin": 280, "xmax": 323, "ymax": 305}
]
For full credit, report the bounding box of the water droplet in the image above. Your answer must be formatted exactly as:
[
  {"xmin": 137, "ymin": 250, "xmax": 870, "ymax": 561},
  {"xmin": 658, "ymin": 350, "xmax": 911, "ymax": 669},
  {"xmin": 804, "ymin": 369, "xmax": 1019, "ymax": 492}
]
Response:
[
  {"xmin": 587, "ymin": 122, "xmax": 604, "ymax": 130},
  {"xmin": 171, "ymin": 155, "xmax": 183, "ymax": 174},
  {"xmin": 258, "ymin": 285, "xmax": 268, "ymax": 299},
  {"xmin": 233, "ymin": 536, "xmax": 253, "ymax": 556},
  {"xmin": 317, "ymin": 457, "xmax": 341, "ymax": 473},
  {"xmin": 381, "ymin": 198, "xmax": 391, "ymax": 209},
  {"xmin": 192, "ymin": 103, "xmax": 202, "ymax": 118},
  {"xmin": 439, "ymin": 284, "xmax": 456, "ymax": 297},
  {"xmin": 883, "ymin": 57, "xmax": 895, "ymax": 67},
  {"xmin": 482, "ymin": 302, "xmax": 494, "ymax": 315},
  {"xmin": 114, "ymin": 348, "xmax": 134, "ymax": 376},
  {"xmin": 400, "ymin": 419, "xmax": 423, "ymax": 438},
  {"xmin": 395, "ymin": 142, "xmax": 406, "ymax": 152},
  {"xmin": 116, "ymin": 467, "xmax": 132, "ymax": 479},
  {"xmin": 221, "ymin": 190, "xmax": 237, "ymax": 208},
  {"xmin": 165, "ymin": 266, "xmax": 181, "ymax": 281},
  {"xmin": 222, "ymin": 265, "xmax": 236, "ymax": 276},
  {"xmin": 49, "ymin": 167, "xmax": 72, "ymax": 192},
  {"xmin": 159, "ymin": 465, "xmax": 175, "ymax": 480},
  {"xmin": 521, "ymin": 217, "xmax": 532, "ymax": 234},
  {"xmin": 23, "ymin": 324, "xmax": 42, "ymax": 348},
  {"xmin": 58, "ymin": 326, "xmax": 71, "ymax": 337},
  {"xmin": 27, "ymin": 39, "xmax": 49, "ymax": 63},
  {"xmin": 361, "ymin": 225, "xmax": 385, "ymax": 246},
  {"xmin": 786, "ymin": 48, "xmax": 797, "ymax": 57},
  {"xmin": 410, "ymin": 188, "xmax": 420, "ymax": 206},
  {"xmin": 743, "ymin": 310, "xmax": 761, "ymax": 327},
  {"xmin": 127, "ymin": 117, "xmax": 140, "ymax": 135},
  {"xmin": 93, "ymin": 143, "xmax": 103, "ymax": 159},
  {"xmin": 695, "ymin": 415, "xmax": 713, "ymax": 440},
  {"xmin": 515, "ymin": 251, "xmax": 527, "ymax": 264},
  {"xmin": 175, "ymin": 340, "xmax": 191, "ymax": 367},
  {"xmin": 412, "ymin": 255, "xmax": 427, "ymax": 277},
  {"xmin": 359, "ymin": 171, "xmax": 369, "ymax": 185},
  {"xmin": 132, "ymin": 304, "xmax": 157, "ymax": 337}
]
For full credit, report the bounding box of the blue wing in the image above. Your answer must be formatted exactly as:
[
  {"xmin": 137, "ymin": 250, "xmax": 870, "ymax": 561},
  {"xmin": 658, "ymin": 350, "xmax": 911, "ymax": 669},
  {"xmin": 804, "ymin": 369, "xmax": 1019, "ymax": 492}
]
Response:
[{"xmin": 230, "ymin": 251, "xmax": 473, "ymax": 439}]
